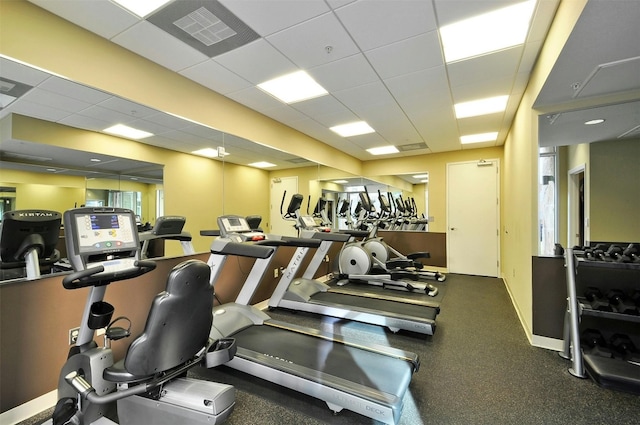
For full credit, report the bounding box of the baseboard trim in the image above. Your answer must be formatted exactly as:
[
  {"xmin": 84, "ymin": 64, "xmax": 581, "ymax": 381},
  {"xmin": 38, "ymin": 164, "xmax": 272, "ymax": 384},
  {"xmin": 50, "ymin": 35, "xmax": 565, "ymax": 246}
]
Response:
[
  {"xmin": 532, "ymin": 335, "xmax": 564, "ymax": 351},
  {"xmin": 500, "ymin": 274, "xmax": 533, "ymax": 345},
  {"xmin": 0, "ymin": 390, "xmax": 56, "ymax": 425}
]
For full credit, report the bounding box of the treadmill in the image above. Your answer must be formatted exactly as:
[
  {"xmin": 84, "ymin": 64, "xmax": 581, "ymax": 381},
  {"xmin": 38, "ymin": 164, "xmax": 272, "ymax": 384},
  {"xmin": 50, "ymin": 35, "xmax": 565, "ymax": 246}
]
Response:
[
  {"xmin": 205, "ymin": 216, "xmax": 420, "ymax": 425},
  {"xmin": 264, "ymin": 199, "xmax": 439, "ymax": 335},
  {"xmin": 138, "ymin": 215, "xmax": 195, "ymax": 258}
]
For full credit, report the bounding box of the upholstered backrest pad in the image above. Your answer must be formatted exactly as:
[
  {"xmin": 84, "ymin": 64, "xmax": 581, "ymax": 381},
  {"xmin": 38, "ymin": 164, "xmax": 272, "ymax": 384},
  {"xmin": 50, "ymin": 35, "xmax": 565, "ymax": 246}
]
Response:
[{"xmin": 124, "ymin": 259, "xmax": 213, "ymax": 376}]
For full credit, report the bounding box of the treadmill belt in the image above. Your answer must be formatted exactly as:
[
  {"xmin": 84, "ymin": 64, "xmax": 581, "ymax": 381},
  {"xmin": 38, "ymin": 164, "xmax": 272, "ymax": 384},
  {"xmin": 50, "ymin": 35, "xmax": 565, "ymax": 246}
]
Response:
[
  {"xmin": 311, "ymin": 291, "xmax": 438, "ymax": 321},
  {"xmin": 232, "ymin": 324, "xmax": 413, "ymax": 398}
]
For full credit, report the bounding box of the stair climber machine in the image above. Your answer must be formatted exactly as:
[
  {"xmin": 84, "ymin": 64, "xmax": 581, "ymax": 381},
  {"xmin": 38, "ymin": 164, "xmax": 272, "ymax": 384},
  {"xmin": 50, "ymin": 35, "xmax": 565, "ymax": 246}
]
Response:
[
  {"xmin": 138, "ymin": 215, "xmax": 196, "ymax": 259},
  {"xmin": 49, "ymin": 207, "xmax": 237, "ymax": 425},
  {"xmin": 269, "ymin": 194, "xmax": 441, "ymax": 334},
  {"xmin": 203, "ymin": 215, "xmax": 420, "ymax": 424}
]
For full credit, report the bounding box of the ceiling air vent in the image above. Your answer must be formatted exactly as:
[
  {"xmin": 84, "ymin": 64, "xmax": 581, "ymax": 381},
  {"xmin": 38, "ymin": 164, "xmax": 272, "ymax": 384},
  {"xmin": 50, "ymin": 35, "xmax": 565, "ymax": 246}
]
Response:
[
  {"xmin": 286, "ymin": 157, "xmax": 311, "ymax": 164},
  {"xmin": 147, "ymin": 0, "xmax": 259, "ymax": 58},
  {"xmin": 0, "ymin": 77, "xmax": 33, "ymax": 109},
  {"xmin": 397, "ymin": 142, "xmax": 428, "ymax": 152}
]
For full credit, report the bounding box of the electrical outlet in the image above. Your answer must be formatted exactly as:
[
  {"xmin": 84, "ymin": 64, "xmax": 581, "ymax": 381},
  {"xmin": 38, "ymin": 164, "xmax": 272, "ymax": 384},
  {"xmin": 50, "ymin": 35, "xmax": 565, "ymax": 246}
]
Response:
[
  {"xmin": 324, "ymin": 255, "xmax": 330, "ymax": 262},
  {"xmin": 273, "ymin": 268, "xmax": 279, "ymax": 278},
  {"xmin": 69, "ymin": 327, "xmax": 80, "ymax": 345}
]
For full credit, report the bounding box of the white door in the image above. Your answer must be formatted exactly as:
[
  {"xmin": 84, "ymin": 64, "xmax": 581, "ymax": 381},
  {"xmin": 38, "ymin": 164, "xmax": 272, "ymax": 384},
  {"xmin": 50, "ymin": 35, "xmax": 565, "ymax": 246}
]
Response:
[
  {"xmin": 270, "ymin": 176, "xmax": 298, "ymax": 236},
  {"xmin": 447, "ymin": 160, "xmax": 500, "ymax": 277}
]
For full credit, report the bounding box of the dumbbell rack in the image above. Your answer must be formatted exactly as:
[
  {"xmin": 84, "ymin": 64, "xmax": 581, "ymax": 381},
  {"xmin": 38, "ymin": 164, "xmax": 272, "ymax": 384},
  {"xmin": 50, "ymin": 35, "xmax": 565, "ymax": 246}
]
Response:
[{"xmin": 561, "ymin": 247, "xmax": 640, "ymax": 394}]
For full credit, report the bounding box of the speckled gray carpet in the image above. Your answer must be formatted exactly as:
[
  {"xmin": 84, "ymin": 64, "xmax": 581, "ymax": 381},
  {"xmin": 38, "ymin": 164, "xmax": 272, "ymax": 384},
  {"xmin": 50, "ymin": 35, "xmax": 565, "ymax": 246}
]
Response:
[{"xmin": 20, "ymin": 274, "xmax": 640, "ymax": 424}]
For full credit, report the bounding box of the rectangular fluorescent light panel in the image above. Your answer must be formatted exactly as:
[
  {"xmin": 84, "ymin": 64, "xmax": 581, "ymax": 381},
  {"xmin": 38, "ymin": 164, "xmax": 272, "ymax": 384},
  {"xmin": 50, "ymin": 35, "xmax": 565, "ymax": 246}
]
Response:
[
  {"xmin": 258, "ymin": 71, "xmax": 328, "ymax": 104},
  {"xmin": 440, "ymin": 0, "xmax": 536, "ymax": 63},
  {"xmin": 455, "ymin": 95, "xmax": 509, "ymax": 119},
  {"xmin": 367, "ymin": 145, "xmax": 399, "ymax": 155},
  {"xmin": 460, "ymin": 132, "xmax": 499, "ymax": 144},
  {"xmin": 330, "ymin": 121, "xmax": 375, "ymax": 137},
  {"xmin": 192, "ymin": 148, "xmax": 229, "ymax": 158},
  {"xmin": 413, "ymin": 174, "xmax": 428, "ymax": 179},
  {"xmin": 103, "ymin": 124, "xmax": 153, "ymax": 140},
  {"xmin": 248, "ymin": 161, "xmax": 276, "ymax": 168},
  {"xmin": 111, "ymin": 0, "xmax": 172, "ymax": 18},
  {"xmin": 332, "ymin": 180, "xmax": 349, "ymax": 184}
]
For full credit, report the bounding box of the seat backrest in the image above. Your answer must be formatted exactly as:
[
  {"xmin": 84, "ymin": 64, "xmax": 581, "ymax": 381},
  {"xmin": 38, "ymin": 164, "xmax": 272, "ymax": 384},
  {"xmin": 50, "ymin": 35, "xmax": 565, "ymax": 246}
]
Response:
[{"xmin": 124, "ymin": 259, "xmax": 213, "ymax": 376}]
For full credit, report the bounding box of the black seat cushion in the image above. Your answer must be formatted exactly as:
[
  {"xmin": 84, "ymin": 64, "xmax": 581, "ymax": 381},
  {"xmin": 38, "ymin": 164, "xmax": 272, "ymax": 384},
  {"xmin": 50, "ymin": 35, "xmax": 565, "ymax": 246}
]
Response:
[{"xmin": 119, "ymin": 259, "xmax": 213, "ymax": 377}]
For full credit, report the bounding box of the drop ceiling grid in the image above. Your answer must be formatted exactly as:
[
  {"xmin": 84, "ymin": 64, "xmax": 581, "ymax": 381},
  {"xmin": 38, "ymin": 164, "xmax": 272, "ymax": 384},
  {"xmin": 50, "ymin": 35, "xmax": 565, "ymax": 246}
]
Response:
[{"xmin": 111, "ymin": 21, "xmax": 210, "ymax": 72}]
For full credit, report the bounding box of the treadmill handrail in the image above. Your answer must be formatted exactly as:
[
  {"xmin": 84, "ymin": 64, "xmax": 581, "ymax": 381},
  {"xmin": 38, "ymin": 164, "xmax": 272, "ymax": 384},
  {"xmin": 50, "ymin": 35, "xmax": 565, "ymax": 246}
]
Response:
[
  {"xmin": 256, "ymin": 237, "xmax": 322, "ymax": 249},
  {"xmin": 210, "ymin": 239, "xmax": 275, "ymax": 259}
]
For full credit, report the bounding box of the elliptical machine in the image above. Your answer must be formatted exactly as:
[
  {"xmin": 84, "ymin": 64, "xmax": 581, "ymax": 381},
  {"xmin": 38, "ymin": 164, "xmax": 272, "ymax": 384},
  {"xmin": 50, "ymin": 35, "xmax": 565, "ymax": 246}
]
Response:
[{"xmin": 50, "ymin": 207, "xmax": 236, "ymax": 425}]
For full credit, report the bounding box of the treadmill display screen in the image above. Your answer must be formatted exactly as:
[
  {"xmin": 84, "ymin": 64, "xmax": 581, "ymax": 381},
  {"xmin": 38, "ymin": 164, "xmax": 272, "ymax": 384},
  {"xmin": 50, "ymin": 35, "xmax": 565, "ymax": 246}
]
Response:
[
  {"xmin": 220, "ymin": 217, "xmax": 250, "ymax": 233},
  {"xmin": 74, "ymin": 212, "xmax": 137, "ymax": 254},
  {"xmin": 299, "ymin": 216, "xmax": 317, "ymax": 228}
]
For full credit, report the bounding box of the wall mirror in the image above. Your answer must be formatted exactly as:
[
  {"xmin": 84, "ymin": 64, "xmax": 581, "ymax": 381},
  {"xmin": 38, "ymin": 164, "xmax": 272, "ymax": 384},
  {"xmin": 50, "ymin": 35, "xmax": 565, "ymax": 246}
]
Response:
[{"xmin": 536, "ymin": 100, "xmax": 640, "ymax": 255}]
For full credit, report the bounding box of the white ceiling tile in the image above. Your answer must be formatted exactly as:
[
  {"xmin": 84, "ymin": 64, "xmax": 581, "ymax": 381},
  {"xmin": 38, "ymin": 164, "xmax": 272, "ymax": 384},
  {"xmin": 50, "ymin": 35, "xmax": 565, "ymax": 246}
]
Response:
[
  {"xmin": 385, "ymin": 67, "xmax": 452, "ymax": 111},
  {"xmin": 266, "ymin": 13, "xmax": 360, "ymax": 69},
  {"xmin": 111, "ymin": 21, "xmax": 209, "ymax": 72},
  {"xmin": 214, "ymin": 39, "xmax": 297, "ymax": 84},
  {"xmin": 224, "ymin": 86, "xmax": 289, "ymax": 112},
  {"xmin": 365, "ymin": 32, "xmax": 444, "ymax": 79},
  {"xmin": 446, "ymin": 46, "xmax": 523, "ymax": 89},
  {"xmin": 77, "ymin": 105, "xmax": 139, "ymax": 126},
  {"xmin": 179, "ymin": 59, "xmax": 252, "ymax": 94},
  {"xmin": 333, "ymin": 81, "xmax": 396, "ymax": 112},
  {"xmin": 327, "ymin": 0, "xmax": 358, "ymax": 9},
  {"xmin": 335, "ymin": 0, "xmax": 437, "ymax": 51},
  {"xmin": 98, "ymin": 96, "xmax": 159, "ymax": 118},
  {"xmin": 127, "ymin": 118, "xmax": 173, "ymax": 136},
  {"xmin": 29, "ymin": 0, "xmax": 140, "ymax": 39},
  {"xmin": 144, "ymin": 112, "xmax": 194, "ymax": 131},
  {"xmin": 21, "ymin": 88, "xmax": 92, "ymax": 113},
  {"xmin": 8, "ymin": 98, "xmax": 72, "ymax": 122},
  {"xmin": 0, "ymin": 57, "xmax": 51, "ymax": 86},
  {"xmin": 39, "ymin": 77, "xmax": 112, "ymax": 104},
  {"xmin": 309, "ymin": 54, "xmax": 379, "ymax": 93},
  {"xmin": 259, "ymin": 105, "xmax": 310, "ymax": 127},
  {"xmin": 348, "ymin": 132, "xmax": 390, "ymax": 149},
  {"xmin": 219, "ymin": 0, "xmax": 330, "ymax": 37},
  {"xmin": 449, "ymin": 75, "xmax": 514, "ymax": 103},
  {"xmin": 457, "ymin": 113, "xmax": 504, "ymax": 134},
  {"xmin": 58, "ymin": 114, "xmax": 112, "ymax": 132},
  {"xmin": 290, "ymin": 95, "xmax": 353, "ymax": 121}
]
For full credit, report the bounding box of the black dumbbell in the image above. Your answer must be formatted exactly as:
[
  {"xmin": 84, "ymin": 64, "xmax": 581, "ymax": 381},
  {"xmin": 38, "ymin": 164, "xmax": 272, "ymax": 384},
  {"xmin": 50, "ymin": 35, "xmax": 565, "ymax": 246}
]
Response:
[
  {"xmin": 616, "ymin": 243, "xmax": 638, "ymax": 263},
  {"xmin": 584, "ymin": 287, "xmax": 613, "ymax": 312},
  {"xmin": 609, "ymin": 333, "xmax": 638, "ymax": 359},
  {"xmin": 605, "ymin": 245, "xmax": 624, "ymax": 261},
  {"xmin": 607, "ymin": 289, "xmax": 639, "ymax": 315},
  {"xmin": 581, "ymin": 329, "xmax": 613, "ymax": 358}
]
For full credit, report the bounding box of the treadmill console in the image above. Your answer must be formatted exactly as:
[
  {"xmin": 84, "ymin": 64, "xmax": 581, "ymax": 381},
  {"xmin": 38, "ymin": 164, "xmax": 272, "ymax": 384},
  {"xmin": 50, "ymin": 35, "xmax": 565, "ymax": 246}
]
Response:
[
  {"xmin": 64, "ymin": 207, "xmax": 141, "ymax": 275},
  {"xmin": 217, "ymin": 215, "xmax": 265, "ymax": 242},
  {"xmin": 298, "ymin": 215, "xmax": 331, "ymax": 232}
]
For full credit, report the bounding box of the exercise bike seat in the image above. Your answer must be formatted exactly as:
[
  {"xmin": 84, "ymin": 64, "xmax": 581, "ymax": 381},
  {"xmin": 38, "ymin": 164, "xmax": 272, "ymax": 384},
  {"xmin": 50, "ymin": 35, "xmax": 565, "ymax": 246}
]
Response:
[{"xmin": 103, "ymin": 259, "xmax": 213, "ymax": 383}]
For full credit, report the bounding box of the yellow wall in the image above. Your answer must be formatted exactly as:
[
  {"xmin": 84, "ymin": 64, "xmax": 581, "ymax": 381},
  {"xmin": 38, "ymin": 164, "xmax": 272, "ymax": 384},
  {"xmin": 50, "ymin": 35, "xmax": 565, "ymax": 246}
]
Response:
[
  {"xmin": 502, "ymin": 0, "xmax": 588, "ymax": 338},
  {"xmin": 590, "ymin": 138, "xmax": 640, "ymax": 242}
]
